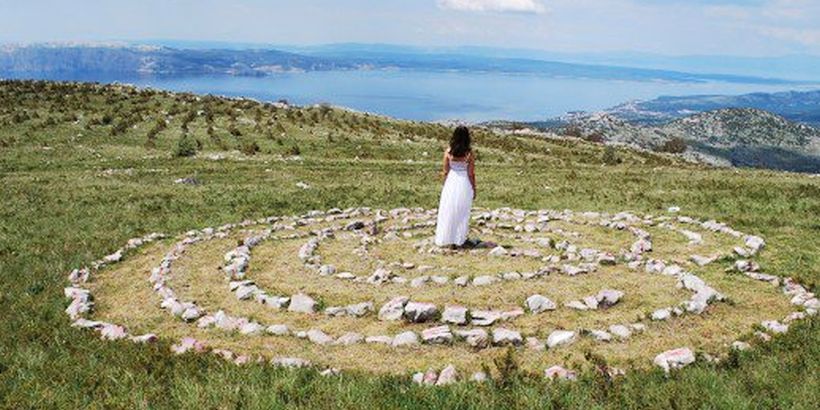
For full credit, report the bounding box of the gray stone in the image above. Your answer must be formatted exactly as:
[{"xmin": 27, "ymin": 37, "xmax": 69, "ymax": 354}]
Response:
[
  {"xmin": 653, "ymin": 348, "xmax": 695, "ymax": 372},
  {"xmin": 442, "ymin": 305, "xmax": 469, "ymax": 325},
  {"xmin": 544, "ymin": 365, "xmax": 577, "ymax": 381},
  {"xmin": 271, "ymin": 357, "xmax": 311, "ymax": 368},
  {"xmin": 608, "ymin": 325, "xmax": 632, "ymax": 340},
  {"xmin": 596, "ymin": 289, "xmax": 624, "ymax": 308},
  {"xmin": 471, "ymin": 372, "xmax": 488, "ymax": 382},
  {"xmin": 378, "ymin": 296, "xmax": 409, "ymax": 321},
  {"xmin": 239, "ymin": 322, "xmax": 264, "ymax": 335},
  {"xmin": 488, "ymin": 246, "xmax": 508, "ymax": 257},
  {"xmin": 421, "ymin": 326, "xmax": 453, "ymax": 344},
  {"xmin": 335, "ymin": 332, "xmax": 364, "ymax": 345},
  {"xmin": 403, "ymin": 302, "xmax": 439, "ymax": 323},
  {"xmin": 546, "ymin": 330, "xmax": 576, "ymax": 348},
  {"xmin": 583, "ymin": 296, "xmax": 600, "ymax": 310},
  {"xmin": 492, "ymin": 328, "xmax": 523, "ymax": 346},
  {"xmin": 288, "ymin": 293, "xmax": 318, "ymax": 314},
  {"xmin": 472, "ymin": 275, "xmax": 500, "ymax": 286},
  {"xmin": 588, "ymin": 329, "xmax": 612, "ymax": 342},
  {"xmin": 652, "ymin": 308, "xmax": 672, "ymax": 321},
  {"xmin": 436, "ymin": 365, "xmax": 458, "ymax": 386},
  {"xmin": 731, "ymin": 341, "xmax": 751, "ymax": 351},
  {"xmin": 455, "ymin": 329, "xmax": 489, "ymax": 348},
  {"xmin": 526, "ymin": 294, "xmax": 557, "ymax": 313},
  {"xmin": 307, "ymin": 329, "xmax": 334, "ymax": 345},
  {"xmin": 365, "ymin": 335, "xmax": 393, "ymax": 344},
  {"xmin": 391, "ymin": 331, "xmax": 419, "ymax": 347},
  {"xmin": 470, "ymin": 310, "xmax": 502, "ymax": 326},
  {"xmin": 761, "ymin": 320, "xmax": 788, "ymax": 334},
  {"xmin": 454, "ymin": 276, "xmax": 469, "ymax": 287},
  {"xmin": 266, "ymin": 324, "xmax": 289, "ymax": 336},
  {"xmin": 564, "ymin": 301, "xmax": 589, "ymax": 311},
  {"xmin": 410, "ymin": 276, "xmax": 429, "ymax": 288}
]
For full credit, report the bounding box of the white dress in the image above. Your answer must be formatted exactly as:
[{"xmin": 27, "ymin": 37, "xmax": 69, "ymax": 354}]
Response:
[{"xmin": 435, "ymin": 157, "xmax": 474, "ymax": 246}]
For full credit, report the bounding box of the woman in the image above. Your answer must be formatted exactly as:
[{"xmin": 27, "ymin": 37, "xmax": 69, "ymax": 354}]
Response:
[{"xmin": 435, "ymin": 125, "xmax": 476, "ymax": 248}]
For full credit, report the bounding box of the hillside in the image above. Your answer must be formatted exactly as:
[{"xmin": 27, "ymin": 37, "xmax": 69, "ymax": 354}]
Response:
[
  {"xmin": 1, "ymin": 80, "xmax": 818, "ymax": 409},
  {"xmin": 493, "ymin": 108, "xmax": 820, "ymax": 173}
]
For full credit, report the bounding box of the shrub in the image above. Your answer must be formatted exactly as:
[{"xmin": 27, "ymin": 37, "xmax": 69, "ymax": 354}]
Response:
[
  {"xmin": 240, "ymin": 140, "xmax": 260, "ymax": 156},
  {"xmin": 173, "ymin": 134, "xmax": 198, "ymax": 157},
  {"xmin": 656, "ymin": 137, "xmax": 687, "ymax": 154},
  {"xmin": 602, "ymin": 145, "xmax": 622, "ymax": 165},
  {"xmin": 584, "ymin": 131, "xmax": 606, "ymax": 144},
  {"xmin": 564, "ymin": 125, "xmax": 584, "ymax": 138}
]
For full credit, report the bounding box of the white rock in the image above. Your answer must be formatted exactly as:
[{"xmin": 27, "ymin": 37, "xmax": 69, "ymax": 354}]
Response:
[
  {"xmin": 442, "ymin": 305, "xmax": 469, "ymax": 325},
  {"xmin": 307, "ymin": 329, "xmax": 334, "ymax": 345},
  {"xmin": 378, "ymin": 296, "xmax": 409, "ymax": 321},
  {"xmin": 239, "ymin": 322, "xmax": 264, "ymax": 335},
  {"xmin": 391, "ymin": 331, "xmax": 419, "ymax": 347},
  {"xmin": 653, "ymin": 348, "xmax": 695, "ymax": 372},
  {"xmin": 564, "ymin": 301, "xmax": 589, "ymax": 311},
  {"xmin": 271, "ymin": 357, "xmax": 311, "ymax": 368},
  {"xmin": 471, "ymin": 372, "xmax": 488, "ymax": 382},
  {"xmin": 470, "ymin": 310, "xmax": 502, "ymax": 326},
  {"xmin": 365, "ymin": 335, "xmax": 393, "ymax": 344},
  {"xmin": 454, "ymin": 276, "xmax": 469, "ymax": 287},
  {"xmin": 544, "ymin": 365, "xmax": 577, "ymax": 381},
  {"xmin": 472, "ymin": 275, "xmax": 500, "ymax": 286},
  {"xmin": 346, "ymin": 302, "xmax": 373, "ymax": 317},
  {"xmin": 588, "ymin": 330, "xmax": 612, "ymax": 342},
  {"xmin": 546, "ymin": 330, "xmax": 576, "ymax": 348},
  {"xmin": 455, "ymin": 329, "xmax": 489, "ymax": 348},
  {"xmin": 421, "ymin": 326, "xmax": 453, "ymax": 344},
  {"xmin": 403, "ymin": 302, "xmax": 438, "ymax": 323},
  {"xmin": 731, "ymin": 341, "xmax": 751, "ymax": 351},
  {"xmin": 288, "ymin": 293, "xmax": 318, "ymax": 314},
  {"xmin": 526, "ymin": 294, "xmax": 557, "ymax": 313},
  {"xmin": 266, "ymin": 324, "xmax": 289, "ymax": 336},
  {"xmin": 583, "ymin": 296, "xmax": 599, "ymax": 310},
  {"xmin": 488, "ymin": 246, "xmax": 508, "ymax": 257},
  {"xmin": 652, "ymin": 308, "xmax": 672, "ymax": 321},
  {"xmin": 761, "ymin": 320, "xmax": 788, "ymax": 334},
  {"xmin": 335, "ymin": 332, "xmax": 364, "ymax": 346},
  {"xmin": 609, "ymin": 325, "xmax": 632, "ymax": 340},
  {"xmin": 492, "ymin": 328, "xmax": 523, "ymax": 346},
  {"xmin": 436, "ymin": 365, "xmax": 458, "ymax": 386}
]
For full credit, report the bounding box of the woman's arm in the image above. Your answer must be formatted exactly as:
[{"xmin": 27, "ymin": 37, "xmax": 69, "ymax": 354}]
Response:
[
  {"xmin": 440, "ymin": 150, "xmax": 450, "ymax": 183},
  {"xmin": 468, "ymin": 152, "xmax": 476, "ymax": 198}
]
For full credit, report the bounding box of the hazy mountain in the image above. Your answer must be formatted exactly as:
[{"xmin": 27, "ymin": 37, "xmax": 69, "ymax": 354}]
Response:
[{"xmin": 0, "ymin": 43, "xmax": 803, "ymax": 85}]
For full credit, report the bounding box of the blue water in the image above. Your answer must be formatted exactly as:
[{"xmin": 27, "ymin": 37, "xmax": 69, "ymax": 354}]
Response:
[{"xmin": 6, "ymin": 70, "xmax": 818, "ymax": 122}]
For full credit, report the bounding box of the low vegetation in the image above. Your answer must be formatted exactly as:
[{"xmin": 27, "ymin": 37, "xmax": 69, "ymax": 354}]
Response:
[{"xmin": 0, "ymin": 80, "xmax": 818, "ymax": 409}]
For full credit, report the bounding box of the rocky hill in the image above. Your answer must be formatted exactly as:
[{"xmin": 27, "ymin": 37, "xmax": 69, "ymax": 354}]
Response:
[{"xmin": 534, "ymin": 108, "xmax": 820, "ymax": 173}]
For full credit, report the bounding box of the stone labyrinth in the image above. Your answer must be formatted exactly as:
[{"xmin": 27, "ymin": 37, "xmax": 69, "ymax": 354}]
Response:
[{"xmin": 64, "ymin": 207, "xmax": 817, "ymax": 384}]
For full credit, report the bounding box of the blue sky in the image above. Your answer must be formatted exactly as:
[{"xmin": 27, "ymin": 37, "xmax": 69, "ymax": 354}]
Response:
[{"xmin": 0, "ymin": 0, "xmax": 818, "ymax": 56}]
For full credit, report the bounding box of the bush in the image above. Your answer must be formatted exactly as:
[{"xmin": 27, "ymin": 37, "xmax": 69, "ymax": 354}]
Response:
[
  {"xmin": 585, "ymin": 131, "xmax": 606, "ymax": 144},
  {"xmin": 656, "ymin": 137, "xmax": 687, "ymax": 154},
  {"xmin": 173, "ymin": 134, "xmax": 198, "ymax": 157},
  {"xmin": 240, "ymin": 140, "xmax": 260, "ymax": 156},
  {"xmin": 564, "ymin": 125, "xmax": 584, "ymax": 138},
  {"xmin": 602, "ymin": 145, "xmax": 622, "ymax": 165}
]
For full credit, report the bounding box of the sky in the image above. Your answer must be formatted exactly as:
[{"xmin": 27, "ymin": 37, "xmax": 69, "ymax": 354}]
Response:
[{"xmin": 0, "ymin": 0, "xmax": 819, "ymax": 56}]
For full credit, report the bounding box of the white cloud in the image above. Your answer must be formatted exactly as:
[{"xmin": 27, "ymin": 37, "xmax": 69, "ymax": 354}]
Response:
[{"xmin": 437, "ymin": 0, "xmax": 546, "ymax": 14}]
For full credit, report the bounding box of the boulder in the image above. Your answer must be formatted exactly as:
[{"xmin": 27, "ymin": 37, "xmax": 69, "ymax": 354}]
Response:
[
  {"xmin": 731, "ymin": 341, "xmax": 751, "ymax": 351},
  {"xmin": 588, "ymin": 329, "xmax": 612, "ymax": 342},
  {"xmin": 651, "ymin": 308, "xmax": 672, "ymax": 321},
  {"xmin": 365, "ymin": 335, "xmax": 393, "ymax": 344},
  {"xmin": 761, "ymin": 320, "xmax": 788, "ymax": 334},
  {"xmin": 653, "ymin": 348, "xmax": 695, "ymax": 372},
  {"xmin": 239, "ymin": 322, "xmax": 264, "ymax": 335},
  {"xmin": 564, "ymin": 301, "xmax": 589, "ymax": 311},
  {"xmin": 271, "ymin": 357, "xmax": 311, "ymax": 368},
  {"xmin": 346, "ymin": 302, "xmax": 373, "ymax": 317},
  {"xmin": 582, "ymin": 296, "xmax": 599, "ymax": 310},
  {"xmin": 99, "ymin": 324, "xmax": 127, "ymax": 340},
  {"xmin": 488, "ymin": 246, "xmax": 508, "ymax": 257}
]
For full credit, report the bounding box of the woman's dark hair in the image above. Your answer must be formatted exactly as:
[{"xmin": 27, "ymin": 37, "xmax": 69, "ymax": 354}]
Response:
[{"xmin": 449, "ymin": 125, "xmax": 471, "ymax": 158}]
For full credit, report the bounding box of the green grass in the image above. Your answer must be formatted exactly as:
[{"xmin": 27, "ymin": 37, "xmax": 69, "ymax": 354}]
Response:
[{"xmin": 1, "ymin": 80, "xmax": 819, "ymax": 409}]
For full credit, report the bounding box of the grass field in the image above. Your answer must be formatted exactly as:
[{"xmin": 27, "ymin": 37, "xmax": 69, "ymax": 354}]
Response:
[{"xmin": 1, "ymin": 80, "xmax": 818, "ymax": 409}]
